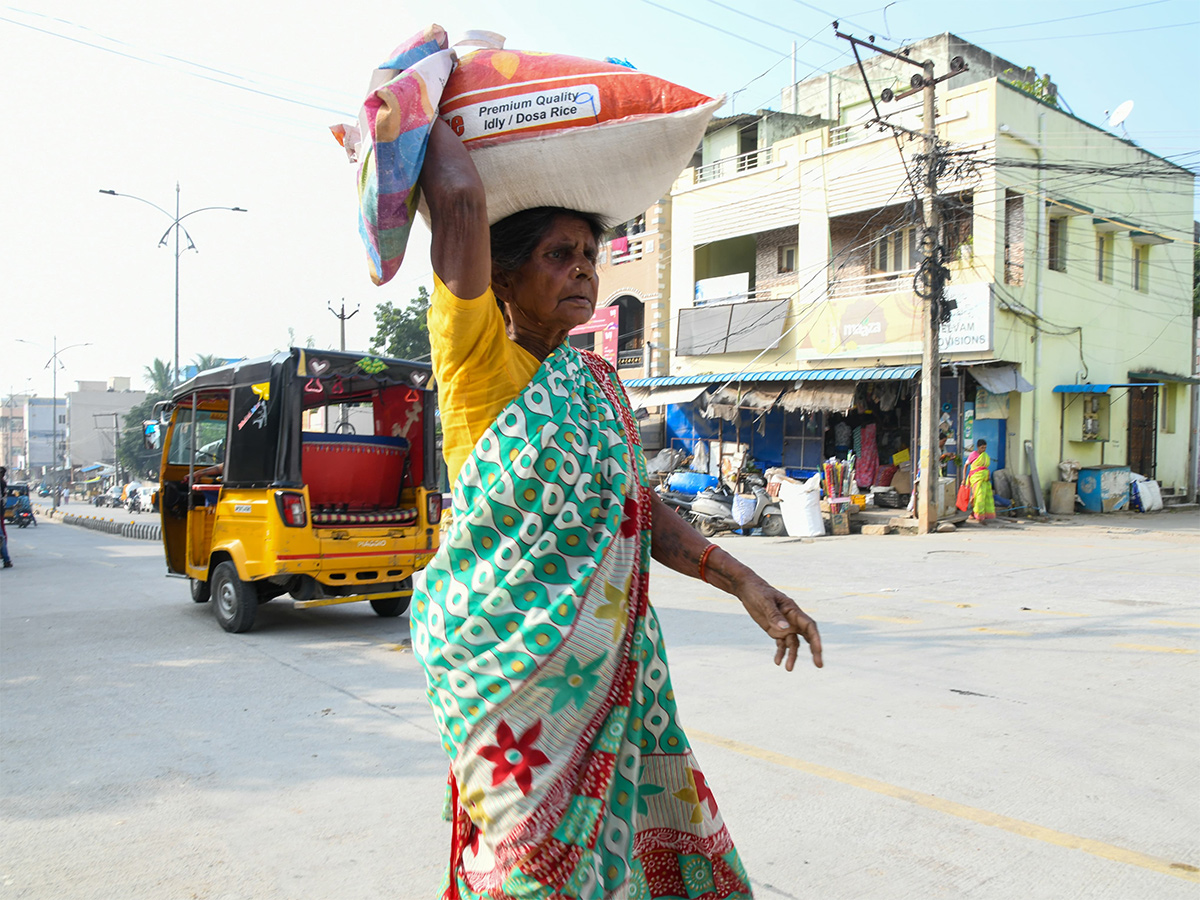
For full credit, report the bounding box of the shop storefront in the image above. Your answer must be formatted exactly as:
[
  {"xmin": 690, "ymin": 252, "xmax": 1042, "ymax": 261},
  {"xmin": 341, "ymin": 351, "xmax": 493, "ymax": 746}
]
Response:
[{"xmin": 627, "ymin": 361, "xmax": 1035, "ymax": 499}]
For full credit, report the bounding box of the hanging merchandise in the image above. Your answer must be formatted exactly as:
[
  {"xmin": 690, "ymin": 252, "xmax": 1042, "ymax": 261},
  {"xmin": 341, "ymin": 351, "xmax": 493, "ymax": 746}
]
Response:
[{"xmin": 856, "ymin": 423, "xmax": 879, "ymax": 487}]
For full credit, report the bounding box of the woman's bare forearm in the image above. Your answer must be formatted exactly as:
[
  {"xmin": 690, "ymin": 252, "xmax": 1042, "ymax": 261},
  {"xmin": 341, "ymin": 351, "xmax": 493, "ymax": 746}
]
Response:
[{"xmin": 648, "ymin": 490, "xmax": 758, "ymax": 596}]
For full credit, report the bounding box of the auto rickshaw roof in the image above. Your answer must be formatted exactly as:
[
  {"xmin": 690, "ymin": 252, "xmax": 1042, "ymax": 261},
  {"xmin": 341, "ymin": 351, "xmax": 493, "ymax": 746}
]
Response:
[{"xmin": 170, "ymin": 348, "xmax": 433, "ymax": 401}]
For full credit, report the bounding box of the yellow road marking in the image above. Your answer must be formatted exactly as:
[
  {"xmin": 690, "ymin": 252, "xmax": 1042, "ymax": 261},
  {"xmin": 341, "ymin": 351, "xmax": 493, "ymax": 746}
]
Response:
[
  {"xmin": 1114, "ymin": 643, "xmax": 1197, "ymax": 655},
  {"xmin": 95, "ymin": 561, "xmax": 117, "ymax": 568},
  {"xmin": 1023, "ymin": 609, "xmax": 1090, "ymax": 618},
  {"xmin": 1150, "ymin": 620, "xmax": 1200, "ymax": 629},
  {"xmin": 689, "ymin": 729, "xmax": 1200, "ymax": 883},
  {"xmin": 858, "ymin": 615, "xmax": 920, "ymax": 624},
  {"xmin": 972, "ymin": 627, "xmax": 1032, "ymax": 636}
]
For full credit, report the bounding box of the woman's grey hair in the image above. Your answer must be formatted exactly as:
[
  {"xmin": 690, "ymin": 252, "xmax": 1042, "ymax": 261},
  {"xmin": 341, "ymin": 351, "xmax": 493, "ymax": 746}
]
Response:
[{"xmin": 490, "ymin": 207, "xmax": 607, "ymax": 275}]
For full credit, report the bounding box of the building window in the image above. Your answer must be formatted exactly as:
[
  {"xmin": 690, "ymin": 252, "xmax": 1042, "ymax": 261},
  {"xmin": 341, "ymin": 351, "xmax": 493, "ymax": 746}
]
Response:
[
  {"xmin": 1096, "ymin": 234, "xmax": 1114, "ymax": 284},
  {"xmin": 873, "ymin": 226, "xmax": 917, "ymax": 273},
  {"xmin": 1048, "ymin": 218, "xmax": 1067, "ymax": 272},
  {"xmin": 1132, "ymin": 244, "xmax": 1149, "ymax": 292},
  {"xmin": 1004, "ymin": 191, "xmax": 1024, "ymax": 285},
  {"xmin": 778, "ymin": 244, "xmax": 797, "ymax": 274},
  {"xmin": 58, "ymin": 414, "xmax": 66, "ymax": 424}
]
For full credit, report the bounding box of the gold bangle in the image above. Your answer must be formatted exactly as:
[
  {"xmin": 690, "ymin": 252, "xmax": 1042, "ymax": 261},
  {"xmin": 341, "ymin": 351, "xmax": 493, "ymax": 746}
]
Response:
[{"xmin": 698, "ymin": 544, "xmax": 716, "ymax": 583}]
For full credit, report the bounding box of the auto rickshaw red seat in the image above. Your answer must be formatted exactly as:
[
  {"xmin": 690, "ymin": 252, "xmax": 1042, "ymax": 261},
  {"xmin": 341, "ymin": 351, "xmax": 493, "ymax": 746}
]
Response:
[{"xmin": 301, "ymin": 432, "xmax": 408, "ymax": 511}]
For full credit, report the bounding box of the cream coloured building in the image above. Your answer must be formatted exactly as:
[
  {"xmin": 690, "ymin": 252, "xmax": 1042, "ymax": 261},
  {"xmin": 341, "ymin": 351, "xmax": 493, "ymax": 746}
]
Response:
[{"xmin": 608, "ymin": 34, "xmax": 1195, "ymax": 499}]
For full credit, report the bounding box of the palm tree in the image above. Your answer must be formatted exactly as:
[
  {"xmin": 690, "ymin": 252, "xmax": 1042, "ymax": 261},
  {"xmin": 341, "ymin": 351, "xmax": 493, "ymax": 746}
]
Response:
[
  {"xmin": 192, "ymin": 354, "xmax": 226, "ymax": 374},
  {"xmin": 144, "ymin": 358, "xmax": 173, "ymax": 395}
]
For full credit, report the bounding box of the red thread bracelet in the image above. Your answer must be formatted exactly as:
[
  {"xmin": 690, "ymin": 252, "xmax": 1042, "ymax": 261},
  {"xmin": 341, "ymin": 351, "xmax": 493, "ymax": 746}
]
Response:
[{"xmin": 698, "ymin": 544, "xmax": 716, "ymax": 583}]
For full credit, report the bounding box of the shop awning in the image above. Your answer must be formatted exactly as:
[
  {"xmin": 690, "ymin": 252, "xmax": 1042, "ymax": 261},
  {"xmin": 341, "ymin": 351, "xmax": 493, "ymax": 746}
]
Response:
[
  {"xmin": 627, "ymin": 384, "xmax": 709, "ymax": 409},
  {"xmin": 1053, "ymin": 383, "xmax": 1164, "ymax": 393},
  {"xmin": 778, "ymin": 383, "xmax": 857, "ymax": 413},
  {"xmin": 703, "ymin": 385, "xmax": 782, "ymax": 421},
  {"xmin": 624, "ymin": 365, "xmax": 920, "ymax": 389},
  {"xmin": 79, "ymin": 463, "xmax": 105, "ymax": 473},
  {"xmin": 1129, "ymin": 370, "xmax": 1200, "ymax": 385},
  {"xmin": 970, "ymin": 364, "xmax": 1033, "ymax": 394}
]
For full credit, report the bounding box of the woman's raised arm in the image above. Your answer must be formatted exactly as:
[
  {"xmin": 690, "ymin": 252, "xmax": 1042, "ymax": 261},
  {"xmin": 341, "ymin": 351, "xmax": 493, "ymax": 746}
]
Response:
[{"xmin": 419, "ymin": 118, "xmax": 491, "ymax": 299}]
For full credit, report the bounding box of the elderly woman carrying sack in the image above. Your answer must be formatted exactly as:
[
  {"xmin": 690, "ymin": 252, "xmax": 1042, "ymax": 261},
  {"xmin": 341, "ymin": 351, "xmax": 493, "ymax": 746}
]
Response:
[{"xmin": 411, "ymin": 116, "xmax": 823, "ymax": 900}]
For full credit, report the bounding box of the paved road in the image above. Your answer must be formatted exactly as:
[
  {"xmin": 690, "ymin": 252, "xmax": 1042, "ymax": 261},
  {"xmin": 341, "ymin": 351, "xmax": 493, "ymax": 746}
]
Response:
[{"xmin": 2, "ymin": 511, "xmax": 1197, "ymax": 899}]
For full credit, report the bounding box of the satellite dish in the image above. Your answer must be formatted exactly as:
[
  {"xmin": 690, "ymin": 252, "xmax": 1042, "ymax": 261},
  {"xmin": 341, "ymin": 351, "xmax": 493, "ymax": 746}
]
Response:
[{"xmin": 1107, "ymin": 100, "xmax": 1134, "ymax": 130}]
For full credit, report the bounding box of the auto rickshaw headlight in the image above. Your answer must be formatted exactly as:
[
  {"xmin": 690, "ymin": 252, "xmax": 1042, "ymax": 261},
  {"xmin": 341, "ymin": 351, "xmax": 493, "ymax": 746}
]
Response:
[
  {"xmin": 427, "ymin": 492, "xmax": 442, "ymax": 525},
  {"xmin": 276, "ymin": 491, "xmax": 307, "ymax": 527}
]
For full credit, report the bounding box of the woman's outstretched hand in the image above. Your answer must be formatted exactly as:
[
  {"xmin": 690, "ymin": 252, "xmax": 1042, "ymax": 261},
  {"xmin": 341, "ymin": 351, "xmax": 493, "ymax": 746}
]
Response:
[
  {"xmin": 648, "ymin": 491, "xmax": 824, "ymax": 671},
  {"xmin": 732, "ymin": 574, "xmax": 823, "ymax": 671}
]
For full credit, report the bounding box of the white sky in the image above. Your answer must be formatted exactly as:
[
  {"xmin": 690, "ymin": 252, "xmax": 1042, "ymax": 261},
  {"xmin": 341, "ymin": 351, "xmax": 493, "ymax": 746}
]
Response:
[{"xmin": 2, "ymin": 0, "xmax": 1196, "ymax": 398}]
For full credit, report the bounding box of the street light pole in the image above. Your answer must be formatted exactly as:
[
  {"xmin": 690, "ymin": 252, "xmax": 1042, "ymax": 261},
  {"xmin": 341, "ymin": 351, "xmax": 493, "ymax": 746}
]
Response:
[
  {"xmin": 100, "ymin": 185, "xmax": 247, "ymax": 385},
  {"xmin": 16, "ymin": 337, "xmax": 91, "ymax": 509}
]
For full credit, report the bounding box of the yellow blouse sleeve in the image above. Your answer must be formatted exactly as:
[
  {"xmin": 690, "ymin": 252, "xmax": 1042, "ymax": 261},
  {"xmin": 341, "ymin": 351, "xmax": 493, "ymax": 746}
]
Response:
[{"xmin": 428, "ymin": 275, "xmax": 540, "ymax": 486}]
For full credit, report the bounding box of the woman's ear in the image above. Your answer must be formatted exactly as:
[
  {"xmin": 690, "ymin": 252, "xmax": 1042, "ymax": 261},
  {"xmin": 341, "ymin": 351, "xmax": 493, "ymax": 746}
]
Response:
[{"xmin": 491, "ymin": 265, "xmax": 510, "ymax": 302}]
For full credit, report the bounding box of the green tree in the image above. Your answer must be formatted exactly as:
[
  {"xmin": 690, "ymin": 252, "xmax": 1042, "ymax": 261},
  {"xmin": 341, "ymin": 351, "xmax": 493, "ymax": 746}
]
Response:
[
  {"xmin": 144, "ymin": 358, "xmax": 173, "ymax": 394},
  {"xmin": 370, "ymin": 286, "xmax": 431, "ymax": 361},
  {"xmin": 1002, "ymin": 66, "xmax": 1059, "ymax": 108},
  {"xmin": 192, "ymin": 353, "xmax": 226, "ymax": 374},
  {"xmin": 117, "ymin": 393, "xmax": 164, "ymax": 479}
]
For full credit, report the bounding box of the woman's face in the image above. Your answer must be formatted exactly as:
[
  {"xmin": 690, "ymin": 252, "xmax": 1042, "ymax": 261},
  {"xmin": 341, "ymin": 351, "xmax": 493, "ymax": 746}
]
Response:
[{"xmin": 494, "ymin": 215, "xmax": 599, "ymax": 353}]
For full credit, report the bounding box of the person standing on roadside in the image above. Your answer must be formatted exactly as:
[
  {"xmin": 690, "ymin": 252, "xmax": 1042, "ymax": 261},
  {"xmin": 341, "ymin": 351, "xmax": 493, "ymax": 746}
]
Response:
[{"xmin": 0, "ymin": 467, "xmax": 12, "ymax": 568}]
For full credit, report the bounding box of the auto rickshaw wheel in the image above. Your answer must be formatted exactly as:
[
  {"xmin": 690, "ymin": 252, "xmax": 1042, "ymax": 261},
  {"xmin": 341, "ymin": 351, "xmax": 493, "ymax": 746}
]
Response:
[
  {"xmin": 370, "ymin": 579, "xmax": 413, "ymax": 618},
  {"xmin": 211, "ymin": 561, "xmax": 257, "ymax": 633},
  {"xmin": 190, "ymin": 578, "xmax": 211, "ymax": 603}
]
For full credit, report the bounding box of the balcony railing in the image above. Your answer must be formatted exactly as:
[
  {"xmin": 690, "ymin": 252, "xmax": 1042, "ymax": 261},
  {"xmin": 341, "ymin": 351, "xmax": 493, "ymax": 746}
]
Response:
[
  {"xmin": 693, "ymin": 288, "xmax": 775, "ymax": 307},
  {"xmin": 693, "ymin": 147, "xmax": 774, "ymax": 184},
  {"xmin": 828, "ymin": 268, "xmax": 917, "ymax": 299},
  {"xmin": 617, "ymin": 348, "xmax": 645, "ymax": 368}
]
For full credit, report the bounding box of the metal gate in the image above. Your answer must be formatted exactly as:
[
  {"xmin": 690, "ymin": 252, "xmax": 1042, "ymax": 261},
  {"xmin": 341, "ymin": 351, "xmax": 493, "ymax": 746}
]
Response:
[{"xmin": 1127, "ymin": 386, "xmax": 1157, "ymax": 478}]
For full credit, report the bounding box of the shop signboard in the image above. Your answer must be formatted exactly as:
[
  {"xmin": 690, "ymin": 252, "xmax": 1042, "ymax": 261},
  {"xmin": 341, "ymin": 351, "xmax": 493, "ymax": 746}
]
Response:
[
  {"xmin": 797, "ymin": 282, "xmax": 992, "ymax": 359},
  {"xmin": 569, "ymin": 305, "xmax": 619, "ymax": 368},
  {"xmin": 694, "ymin": 272, "xmax": 750, "ymax": 306}
]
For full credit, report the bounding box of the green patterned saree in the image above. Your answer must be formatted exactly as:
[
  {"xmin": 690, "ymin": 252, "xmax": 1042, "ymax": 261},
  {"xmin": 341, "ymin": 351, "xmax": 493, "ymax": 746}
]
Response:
[{"xmin": 413, "ymin": 346, "xmax": 752, "ymax": 899}]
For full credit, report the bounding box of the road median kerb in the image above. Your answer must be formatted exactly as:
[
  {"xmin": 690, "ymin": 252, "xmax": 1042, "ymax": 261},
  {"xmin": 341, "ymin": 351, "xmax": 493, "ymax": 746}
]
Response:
[{"xmin": 57, "ymin": 511, "xmax": 162, "ymax": 542}]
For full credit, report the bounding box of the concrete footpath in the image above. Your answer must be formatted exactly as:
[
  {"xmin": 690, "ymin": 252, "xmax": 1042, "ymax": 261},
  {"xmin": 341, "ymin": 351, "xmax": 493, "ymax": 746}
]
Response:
[{"xmin": 1, "ymin": 509, "xmax": 1197, "ymax": 899}]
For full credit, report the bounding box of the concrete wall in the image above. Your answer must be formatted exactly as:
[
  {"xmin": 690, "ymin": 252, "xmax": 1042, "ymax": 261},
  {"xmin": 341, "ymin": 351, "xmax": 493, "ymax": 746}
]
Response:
[
  {"xmin": 66, "ymin": 388, "xmax": 148, "ymax": 466},
  {"xmin": 25, "ymin": 397, "xmax": 66, "ymax": 470}
]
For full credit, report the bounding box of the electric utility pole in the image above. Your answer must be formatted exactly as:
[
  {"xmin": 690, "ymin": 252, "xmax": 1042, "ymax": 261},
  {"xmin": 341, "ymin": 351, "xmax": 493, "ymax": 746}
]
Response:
[
  {"xmin": 327, "ymin": 299, "xmax": 359, "ymax": 431},
  {"xmin": 834, "ymin": 26, "xmax": 968, "ymax": 534},
  {"xmin": 327, "ymin": 298, "xmax": 359, "ymax": 352}
]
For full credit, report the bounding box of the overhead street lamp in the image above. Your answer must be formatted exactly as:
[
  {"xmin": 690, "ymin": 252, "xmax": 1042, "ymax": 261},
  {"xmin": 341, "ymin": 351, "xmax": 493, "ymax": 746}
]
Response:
[
  {"xmin": 16, "ymin": 337, "xmax": 91, "ymax": 509},
  {"xmin": 99, "ymin": 183, "xmax": 247, "ymax": 386}
]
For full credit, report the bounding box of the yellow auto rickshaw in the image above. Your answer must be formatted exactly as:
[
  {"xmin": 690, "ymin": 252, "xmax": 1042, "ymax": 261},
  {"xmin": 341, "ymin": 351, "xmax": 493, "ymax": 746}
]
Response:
[{"xmin": 148, "ymin": 348, "xmax": 441, "ymax": 632}]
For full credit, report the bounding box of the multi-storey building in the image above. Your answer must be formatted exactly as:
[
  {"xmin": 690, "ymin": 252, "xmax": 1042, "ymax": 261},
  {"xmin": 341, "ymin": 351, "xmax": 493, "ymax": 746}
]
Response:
[
  {"xmin": 605, "ymin": 33, "xmax": 1195, "ymax": 497},
  {"xmin": 1, "ymin": 394, "xmax": 31, "ymax": 478},
  {"xmin": 65, "ymin": 378, "xmax": 147, "ymax": 469}
]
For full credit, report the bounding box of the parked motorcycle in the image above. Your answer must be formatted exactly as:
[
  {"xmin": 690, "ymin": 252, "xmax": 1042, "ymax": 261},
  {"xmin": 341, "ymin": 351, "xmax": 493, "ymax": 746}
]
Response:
[
  {"xmin": 654, "ymin": 470, "xmax": 718, "ymax": 517},
  {"xmin": 688, "ymin": 473, "xmax": 786, "ymax": 537}
]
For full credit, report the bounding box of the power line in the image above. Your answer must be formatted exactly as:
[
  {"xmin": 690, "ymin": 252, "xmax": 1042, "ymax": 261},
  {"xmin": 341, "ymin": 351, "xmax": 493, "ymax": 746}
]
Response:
[
  {"xmin": 985, "ymin": 19, "xmax": 1199, "ymax": 44},
  {"xmin": 960, "ymin": 0, "xmax": 1179, "ymax": 34},
  {"xmin": 0, "ymin": 13, "xmax": 357, "ymax": 117}
]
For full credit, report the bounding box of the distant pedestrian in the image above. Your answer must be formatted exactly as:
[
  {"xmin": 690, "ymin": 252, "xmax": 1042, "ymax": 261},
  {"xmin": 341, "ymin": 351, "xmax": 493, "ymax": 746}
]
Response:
[
  {"xmin": 0, "ymin": 466, "xmax": 12, "ymax": 569},
  {"xmin": 965, "ymin": 439, "xmax": 996, "ymax": 523}
]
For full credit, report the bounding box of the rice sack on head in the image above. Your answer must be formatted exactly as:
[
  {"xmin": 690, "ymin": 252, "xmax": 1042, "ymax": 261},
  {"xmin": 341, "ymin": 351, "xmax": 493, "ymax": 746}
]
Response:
[{"xmin": 334, "ymin": 27, "xmax": 721, "ymax": 286}]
